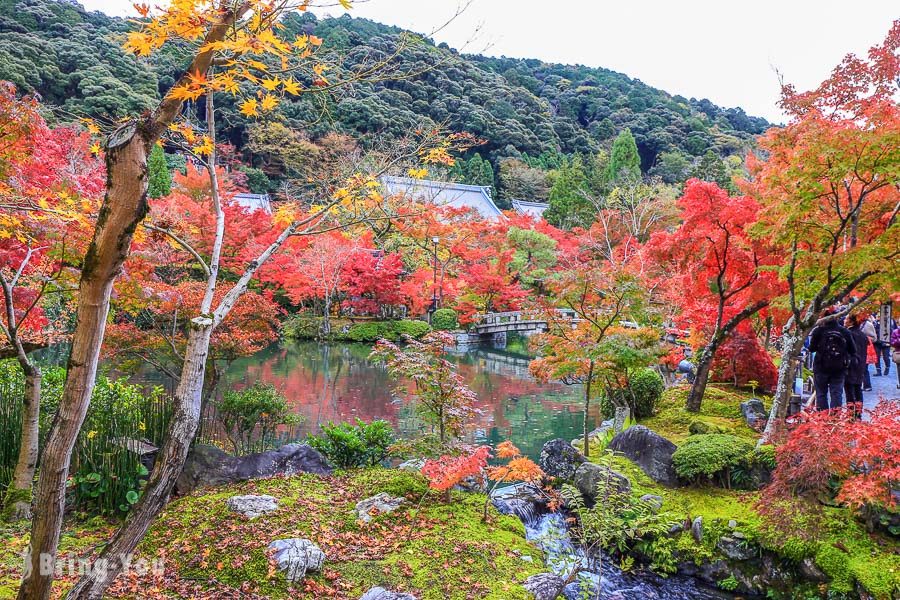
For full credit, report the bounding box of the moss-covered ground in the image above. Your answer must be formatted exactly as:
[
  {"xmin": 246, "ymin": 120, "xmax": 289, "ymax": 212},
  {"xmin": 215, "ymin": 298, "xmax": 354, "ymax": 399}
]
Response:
[
  {"xmin": 0, "ymin": 469, "xmax": 543, "ymax": 599},
  {"xmin": 591, "ymin": 384, "xmax": 900, "ymax": 599}
]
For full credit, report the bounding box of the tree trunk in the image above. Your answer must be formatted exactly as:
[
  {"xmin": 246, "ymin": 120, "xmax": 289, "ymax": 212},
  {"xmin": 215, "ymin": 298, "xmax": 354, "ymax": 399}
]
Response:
[
  {"xmin": 759, "ymin": 329, "xmax": 806, "ymax": 445},
  {"xmin": 685, "ymin": 344, "xmax": 716, "ymax": 413},
  {"xmin": 66, "ymin": 317, "xmax": 213, "ymax": 600},
  {"xmin": 18, "ymin": 126, "xmax": 150, "ymax": 600},
  {"xmin": 582, "ymin": 361, "xmax": 594, "ymax": 456},
  {"xmin": 3, "ymin": 363, "xmax": 40, "ymax": 521}
]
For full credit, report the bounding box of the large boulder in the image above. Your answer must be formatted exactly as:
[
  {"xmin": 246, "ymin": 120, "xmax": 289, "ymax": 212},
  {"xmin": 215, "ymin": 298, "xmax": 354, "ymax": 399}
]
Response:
[
  {"xmin": 740, "ymin": 399, "xmax": 768, "ymax": 431},
  {"xmin": 226, "ymin": 494, "xmax": 278, "ymax": 519},
  {"xmin": 176, "ymin": 443, "xmax": 331, "ymax": 495},
  {"xmin": 540, "ymin": 438, "xmax": 585, "ymax": 480},
  {"xmin": 359, "ymin": 587, "xmax": 417, "ymax": 600},
  {"xmin": 523, "ymin": 573, "xmax": 566, "ymax": 600},
  {"xmin": 355, "ymin": 493, "xmax": 406, "ymax": 523},
  {"xmin": 267, "ymin": 538, "xmax": 325, "ymax": 582},
  {"xmin": 607, "ymin": 425, "xmax": 679, "ymax": 487},
  {"xmin": 572, "ymin": 462, "xmax": 630, "ymax": 504}
]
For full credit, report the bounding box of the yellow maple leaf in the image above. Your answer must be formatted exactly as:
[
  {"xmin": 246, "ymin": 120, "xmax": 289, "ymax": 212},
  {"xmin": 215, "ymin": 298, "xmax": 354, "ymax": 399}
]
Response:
[
  {"xmin": 339, "ymin": 0, "xmax": 352, "ymax": 8},
  {"xmin": 90, "ymin": 142, "xmax": 102, "ymax": 155},
  {"xmin": 260, "ymin": 77, "xmax": 281, "ymax": 92},
  {"xmin": 239, "ymin": 98, "xmax": 259, "ymax": 117},
  {"xmin": 281, "ymin": 78, "xmax": 301, "ymax": 96},
  {"xmin": 260, "ymin": 93, "xmax": 279, "ymax": 112},
  {"xmin": 193, "ymin": 136, "xmax": 214, "ymax": 156},
  {"xmin": 407, "ymin": 167, "xmax": 427, "ymax": 179}
]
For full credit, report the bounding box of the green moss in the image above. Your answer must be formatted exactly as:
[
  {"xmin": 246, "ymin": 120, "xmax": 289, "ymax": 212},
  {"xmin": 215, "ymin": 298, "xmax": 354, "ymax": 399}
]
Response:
[
  {"xmin": 0, "ymin": 469, "xmax": 542, "ymax": 599},
  {"xmin": 671, "ymin": 434, "xmax": 754, "ymax": 483},
  {"xmin": 640, "ymin": 384, "xmax": 761, "ymax": 445},
  {"xmin": 815, "ymin": 545, "xmax": 853, "ymax": 593}
]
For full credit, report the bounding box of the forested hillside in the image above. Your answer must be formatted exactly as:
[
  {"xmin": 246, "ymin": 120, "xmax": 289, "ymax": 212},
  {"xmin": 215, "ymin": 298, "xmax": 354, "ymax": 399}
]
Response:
[{"xmin": 0, "ymin": 0, "xmax": 768, "ymax": 205}]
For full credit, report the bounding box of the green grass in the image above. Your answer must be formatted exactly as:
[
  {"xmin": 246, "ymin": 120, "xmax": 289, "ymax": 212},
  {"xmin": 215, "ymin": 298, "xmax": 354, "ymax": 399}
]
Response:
[{"xmin": 0, "ymin": 469, "xmax": 543, "ymax": 599}]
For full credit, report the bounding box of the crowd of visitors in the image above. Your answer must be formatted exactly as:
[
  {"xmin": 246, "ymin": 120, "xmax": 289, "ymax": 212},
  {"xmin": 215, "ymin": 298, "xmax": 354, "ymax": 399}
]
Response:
[{"xmin": 807, "ymin": 305, "xmax": 900, "ymax": 414}]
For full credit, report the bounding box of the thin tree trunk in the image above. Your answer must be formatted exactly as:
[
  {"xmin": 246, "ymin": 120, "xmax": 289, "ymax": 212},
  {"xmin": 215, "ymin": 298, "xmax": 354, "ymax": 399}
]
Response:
[
  {"xmin": 18, "ymin": 126, "xmax": 151, "ymax": 600},
  {"xmin": 759, "ymin": 328, "xmax": 806, "ymax": 445},
  {"xmin": 582, "ymin": 361, "xmax": 594, "ymax": 456},
  {"xmin": 3, "ymin": 362, "xmax": 40, "ymax": 521},
  {"xmin": 66, "ymin": 318, "xmax": 213, "ymax": 599}
]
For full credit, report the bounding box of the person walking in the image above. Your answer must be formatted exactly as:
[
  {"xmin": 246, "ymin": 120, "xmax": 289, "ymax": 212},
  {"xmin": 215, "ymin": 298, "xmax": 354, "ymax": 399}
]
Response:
[
  {"xmin": 873, "ymin": 315, "xmax": 895, "ymax": 377},
  {"xmin": 844, "ymin": 313, "xmax": 869, "ymax": 418},
  {"xmin": 860, "ymin": 315, "xmax": 877, "ymax": 391},
  {"xmin": 892, "ymin": 325, "xmax": 900, "ymax": 390},
  {"xmin": 809, "ymin": 307, "xmax": 857, "ymax": 410}
]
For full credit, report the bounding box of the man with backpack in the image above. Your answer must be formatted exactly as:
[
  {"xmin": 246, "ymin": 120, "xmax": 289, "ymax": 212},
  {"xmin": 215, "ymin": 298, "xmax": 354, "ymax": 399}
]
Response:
[{"xmin": 808, "ymin": 307, "xmax": 858, "ymax": 410}]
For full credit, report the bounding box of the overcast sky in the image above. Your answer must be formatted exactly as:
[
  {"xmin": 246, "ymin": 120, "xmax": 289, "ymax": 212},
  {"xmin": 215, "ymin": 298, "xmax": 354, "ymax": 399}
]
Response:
[{"xmin": 81, "ymin": 0, "xmax": 898, "ymax": 123}]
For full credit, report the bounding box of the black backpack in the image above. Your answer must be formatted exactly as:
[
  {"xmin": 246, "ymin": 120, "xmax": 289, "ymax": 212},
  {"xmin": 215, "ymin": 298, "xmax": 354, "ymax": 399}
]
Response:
[{"xmin": 819, "ymin": 329, "xmax": 849, "ymax": 374}]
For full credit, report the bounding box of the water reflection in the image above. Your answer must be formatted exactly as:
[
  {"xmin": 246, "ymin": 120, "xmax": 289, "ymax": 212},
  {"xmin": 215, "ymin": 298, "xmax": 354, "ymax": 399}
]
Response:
[{"xmin": 219, "ymin": 340, "xmax": 593, "ymax": 459}]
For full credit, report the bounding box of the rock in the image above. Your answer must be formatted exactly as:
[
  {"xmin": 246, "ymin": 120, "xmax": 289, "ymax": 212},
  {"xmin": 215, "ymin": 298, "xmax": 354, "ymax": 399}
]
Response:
[
  {"xmin": 572, "ymin": 462, "xmax": 630, "ymax": 504},
  {"xmin": 716, "ymin": 535, "xmax": 756, "ymax": 560},
  {"xmin": 267, "ymin": 538, "xmax": 325, "ymax": 582},
  {"xmin": 226, "ymin": 494, "xmax": 278, "ymax": 519},
  {"xmin": 687, "ymin": 420, "xmax": 724, "ymax": 435},
  {"xmin": 691, "ymin": 516, "xmax": 703, "ymax": 543},
  {"xmin": 519, "ymin": 554, "xmax": 533, "ymax": 563},
  {"xmin": 639, "ymin": 494, "xmax": 663, "ymax": 512},
  {"xmin": 359, "ymin": 587, "xmax": 417, "ymax": 600},
  {"xmin": 728, "ymin": 519, "xmax": 737, "ymax": 529},
  {"xmin": 523, "ymin": 573, "xmax": 565, "ymax": 600},
  {"xmin": 176, "ymin": 443, "xmax": 331, "ymax": 495},
  {"xmin": 539, "ymin": 438, "xmax": 585, "ymax": 480},
  {"xmin": 740, "ymin": 399, "xmax": 768, "ymax": 431},
  {"xmin": 397, "ymin": 458, "xmax": 425, "ymax": 472},
  {"xmin": 355, "ymin": 493, "xmax": 405, "ymax": 523},
  {"xmin": 799, "ymin": 557, "xmax": 827, "ymax": 583},
  {"xmin": 612, "ymin": 406, "xmax": 630, "ymax": 433},
  {"xmin": 453, "ymin": 474, "xmax": 487, "ymax": 493},
  {"xmin": 607, "ymin": 425, "xmax": 679, "ymax": 487}
]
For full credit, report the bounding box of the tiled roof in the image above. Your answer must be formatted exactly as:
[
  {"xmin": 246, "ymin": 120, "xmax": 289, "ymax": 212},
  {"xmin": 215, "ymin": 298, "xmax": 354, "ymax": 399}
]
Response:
[
  {"xmin": 510, "ymin": 199, "xmax": 549, "ymax": 218},
  {"xmin": 381, "ymin": 176, "xmax": 506, "ymax": 220}
]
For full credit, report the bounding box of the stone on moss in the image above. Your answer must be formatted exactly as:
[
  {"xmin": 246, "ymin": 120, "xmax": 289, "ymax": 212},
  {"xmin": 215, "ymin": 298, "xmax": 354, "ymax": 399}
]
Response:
[
  {"xmin": 355, "ymin": 493, "xmax": 406, "ymax": 523},
  {"xmin": 607, "ymin": 425, "xmax": 679, "ymax": 487},
  {"xmin": 523, "ymin": 572, "xmax": 565, "ymax": 600},
  {"xmin": 572, "ymin": 462, "xmax": 630, "ymax": 504},
  {"xmin": 267, "ymin": 538, "xmax": 325, "ymax": 582},
  {"xmin": 226, "ymin": 494, "xmax": 279, "ymax": 519},
  {"xmin": 539, "ymin": 438, "xmax": 585, "ymax": 480},
  {"xmin": 360, "ymin": 587, "xmax": 417, "ymax": 600}
]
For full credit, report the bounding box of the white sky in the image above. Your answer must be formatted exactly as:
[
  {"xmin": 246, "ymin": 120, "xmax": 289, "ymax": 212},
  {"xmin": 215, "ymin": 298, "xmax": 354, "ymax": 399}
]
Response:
[{"xmin": 81, "ymin": 0, "xmax": 899, "ymax": 123}]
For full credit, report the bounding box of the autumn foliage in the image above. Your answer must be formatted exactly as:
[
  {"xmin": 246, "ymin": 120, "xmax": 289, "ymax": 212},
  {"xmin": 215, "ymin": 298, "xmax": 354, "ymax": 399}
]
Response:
[{"xmin": 761, "ymin": 402, "xmax": 900, "ymax": 530}]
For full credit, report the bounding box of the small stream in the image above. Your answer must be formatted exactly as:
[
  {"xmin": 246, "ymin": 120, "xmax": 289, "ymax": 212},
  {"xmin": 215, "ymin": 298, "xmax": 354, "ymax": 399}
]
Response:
[{"xmin": 494, "ymin": 487, "xmax": 735, "ymax": 600}]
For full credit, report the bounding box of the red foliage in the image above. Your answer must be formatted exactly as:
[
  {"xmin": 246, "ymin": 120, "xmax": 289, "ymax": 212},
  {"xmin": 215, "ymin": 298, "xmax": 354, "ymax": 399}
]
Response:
[
  {"xmin": 341, "ymin": 251, "xmax": 404, "ymax": 315},
  {"xmin": 710, "ymin": 323, "xmax": 777, "ymax": 391},
  {"xmin": 421, "ymin": 446, "xmax": 491, "ymax": 493},
  {"xmin": 761, "ymin": 402, "xmax": 900, "ymax": 520}
]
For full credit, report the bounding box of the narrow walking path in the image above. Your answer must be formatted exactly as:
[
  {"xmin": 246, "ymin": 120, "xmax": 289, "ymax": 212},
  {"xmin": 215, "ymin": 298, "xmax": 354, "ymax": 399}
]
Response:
[{"xmin": 864, "ymin": 367, "xmax": 900, "ymax": 412}]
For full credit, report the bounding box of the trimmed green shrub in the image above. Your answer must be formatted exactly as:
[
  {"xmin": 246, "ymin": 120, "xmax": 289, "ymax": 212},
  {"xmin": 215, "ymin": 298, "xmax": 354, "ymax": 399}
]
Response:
[
  {"xmin": 346, "ymin": 319, "xmax": 430, "ymax": 343},
  {"xmin": 308, "ymin": 419, "xmax": 395, "ymax": 469},
  {"xmin": 215, "ymin": 383, "xmax": 302, "ymax": 455},
  {"xmin": 672, "ymin": 434, "xmax": 754, "ymax": 486},
  {"xmin": 600, "ymin": 368, "xmax": 665, "ymax": 419},
  {"xmin": 431, "ymin": 308, "xmax": 458, "ymax": 331},
  {"xmin": 281, "ymin": 315, "xmax": 324, "ymax": 339}
]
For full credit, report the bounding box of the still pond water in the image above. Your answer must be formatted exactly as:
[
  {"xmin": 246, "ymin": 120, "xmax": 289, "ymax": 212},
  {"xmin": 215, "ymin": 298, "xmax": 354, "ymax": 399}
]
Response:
[{"xmin": 196, "ymin": 339, "xmax": 592, "ymax": 460}]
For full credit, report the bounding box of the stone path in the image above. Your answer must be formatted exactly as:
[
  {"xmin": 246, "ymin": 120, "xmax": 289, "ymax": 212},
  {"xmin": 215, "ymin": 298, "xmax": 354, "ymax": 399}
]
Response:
[{"xmin": 863, "ymin": 366, "xmax": 900, "ymax": 414}]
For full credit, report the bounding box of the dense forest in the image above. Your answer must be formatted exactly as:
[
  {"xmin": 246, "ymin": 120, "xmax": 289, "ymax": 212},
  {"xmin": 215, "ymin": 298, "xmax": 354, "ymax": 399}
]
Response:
[{"xmin": 0, "ymin": 0, "xmax": 768, "ymax": 207}]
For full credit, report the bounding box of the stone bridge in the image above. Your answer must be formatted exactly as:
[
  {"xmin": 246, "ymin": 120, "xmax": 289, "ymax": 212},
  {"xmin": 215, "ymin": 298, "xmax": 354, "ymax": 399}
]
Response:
[{"xmin": 455, "ymin": 309, "xmax": 581, "ymax": 347}]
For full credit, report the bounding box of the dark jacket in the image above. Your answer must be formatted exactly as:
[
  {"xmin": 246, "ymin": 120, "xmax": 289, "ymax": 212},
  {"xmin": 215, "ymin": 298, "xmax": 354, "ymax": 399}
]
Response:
[
  {"xmin": 809, "ymin": 320, "xmax": 857, "ymax": 374},
  {"xmin": 844, "ymin": 326, "xmax": 869, "ymax": 385}
]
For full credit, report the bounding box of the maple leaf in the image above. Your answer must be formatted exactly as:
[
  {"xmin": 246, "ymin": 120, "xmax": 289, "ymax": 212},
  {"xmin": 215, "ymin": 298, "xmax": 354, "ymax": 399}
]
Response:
[
  {"xmin": 260, "ymin": 76, "xmax": 281, "ymax": 91},
  {"xmin": 281, "ymin": 77, "xmax": 301, "ymax": 96},
  {"xmin": 239, "ymin": 98, "xmax": 259, "ymax": 117},
  {"xmin": 260, "ymin": 93, "xmax": 279, "ymax": 112}
]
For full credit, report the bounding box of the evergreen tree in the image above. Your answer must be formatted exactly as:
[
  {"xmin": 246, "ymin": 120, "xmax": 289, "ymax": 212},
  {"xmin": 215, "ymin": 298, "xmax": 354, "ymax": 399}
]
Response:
[
  {"xmin": 606, "ymin": 128, "xmax": 641, "ymax": 184},
  {"xmin": 690, "ymin": 150, "xmax": 733, "ymax": 191},
  {"xmin": 147, "ymin": 143, "xmax": 172, "ymax": 199},
  {"xmin": 544, "ymin": 156, "xmax": 590, "ymax": 229}
]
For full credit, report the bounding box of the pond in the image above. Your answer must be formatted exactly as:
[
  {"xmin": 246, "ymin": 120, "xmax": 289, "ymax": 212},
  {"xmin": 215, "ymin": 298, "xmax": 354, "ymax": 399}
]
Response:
[{"xmin": 197, "ymin": 338, "xmax": 593, "ymax": 460}]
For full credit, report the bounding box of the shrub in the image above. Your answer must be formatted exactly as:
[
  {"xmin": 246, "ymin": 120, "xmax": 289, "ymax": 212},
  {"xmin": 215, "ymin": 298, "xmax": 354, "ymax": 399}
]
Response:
[
  {"xmin": 600, "ymin": 368, "xmax": 664, "ymax": 419},
  {"xmin": 307, "ymin": 419, "xmax": 395, "ymax": 469},
  {"xmin": 281, "ymin": 315, "xmax": 324, "ymax": 339},
  {"xmin": 687, "ymin": 420, "xmax": 725, "ymax": 435},
  {"xmin": 672, "ymin": 434, "xmax": 754, "ymax": 486},
  {"xmin": 0, "ymin": 363, "xmax": 170, "ymax": 515},
  {"xmin": 710, "ymin": 324, "xmax": 777, "ymax": 392},
  {"xmin": 216, "ymin": 383, "xmax": 301, "ymax": 455},
  {"xmin": 431, "ymin": 308, "xmax": 458, "ymax": 331},
  {"xmin": 346, "ymin": 319, "xmax": 431, "ymax": 343}
]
